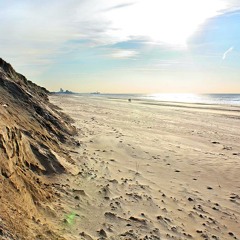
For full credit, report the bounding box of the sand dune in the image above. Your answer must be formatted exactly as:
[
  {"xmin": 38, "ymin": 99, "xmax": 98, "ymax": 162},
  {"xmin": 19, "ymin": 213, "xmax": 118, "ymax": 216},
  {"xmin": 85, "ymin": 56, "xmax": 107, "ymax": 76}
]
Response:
[
  {"xmin": 50, "ymin": 95, "xmax": 240, "ymax": 240},
  {"xmin": 0, "ymin": 58, "xmax": 77, "ymax": 240}
]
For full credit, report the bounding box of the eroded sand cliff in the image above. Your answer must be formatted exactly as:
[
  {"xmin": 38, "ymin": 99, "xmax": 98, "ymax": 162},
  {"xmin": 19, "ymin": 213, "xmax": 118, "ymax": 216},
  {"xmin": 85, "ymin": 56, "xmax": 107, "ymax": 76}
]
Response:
[{"xmin": 0, "ymin": 58, "xmax": 77, "ymax": 239}]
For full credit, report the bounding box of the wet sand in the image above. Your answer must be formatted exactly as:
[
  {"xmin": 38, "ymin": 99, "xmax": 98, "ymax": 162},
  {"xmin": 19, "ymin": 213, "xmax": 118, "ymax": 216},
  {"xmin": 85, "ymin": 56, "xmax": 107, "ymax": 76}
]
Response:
[{"xmin": 50, "ymin": 95, "xmax": 240, "ymax": 240}]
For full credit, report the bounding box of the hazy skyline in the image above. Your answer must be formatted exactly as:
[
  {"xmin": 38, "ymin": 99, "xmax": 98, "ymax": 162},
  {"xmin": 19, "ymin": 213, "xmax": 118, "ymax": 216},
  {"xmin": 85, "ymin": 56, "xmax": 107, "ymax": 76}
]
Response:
[{"xmin": 1, "ymin": 0, "xmax": 240, "ymax": 93}]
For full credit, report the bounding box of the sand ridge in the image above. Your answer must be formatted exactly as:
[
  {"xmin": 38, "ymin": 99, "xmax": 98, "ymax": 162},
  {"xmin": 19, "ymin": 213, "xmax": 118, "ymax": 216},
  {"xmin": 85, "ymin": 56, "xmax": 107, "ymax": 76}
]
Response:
[{"xmin": 0, "ymin": 58, "xmax": 78, "ymax": 240}]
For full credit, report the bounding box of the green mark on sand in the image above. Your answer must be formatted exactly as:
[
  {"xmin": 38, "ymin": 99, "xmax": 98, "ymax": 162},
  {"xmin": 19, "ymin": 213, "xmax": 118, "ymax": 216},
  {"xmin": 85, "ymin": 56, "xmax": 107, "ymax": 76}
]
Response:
[{"xmin": 65, "ymin": 212, "xmax": 76, "ymax": 225}]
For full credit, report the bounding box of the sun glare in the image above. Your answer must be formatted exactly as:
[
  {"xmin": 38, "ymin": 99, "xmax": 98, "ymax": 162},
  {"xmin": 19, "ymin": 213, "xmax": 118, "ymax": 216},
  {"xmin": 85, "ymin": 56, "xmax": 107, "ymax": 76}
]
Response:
[{"xmin": 105, "ymin": 0, "xmax": 226, "ymax": 47}]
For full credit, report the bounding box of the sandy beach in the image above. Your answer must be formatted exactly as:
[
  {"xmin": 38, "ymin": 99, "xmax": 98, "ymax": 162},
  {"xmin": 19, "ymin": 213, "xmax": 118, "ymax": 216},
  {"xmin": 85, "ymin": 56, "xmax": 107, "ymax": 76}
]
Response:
[
  {"xmin": 48, "ymin": 95, "xmax": 240, "ymax": 240},
  {"xmin": 2, "ymin": 1, "xmax": 240, "ymax": 238}
]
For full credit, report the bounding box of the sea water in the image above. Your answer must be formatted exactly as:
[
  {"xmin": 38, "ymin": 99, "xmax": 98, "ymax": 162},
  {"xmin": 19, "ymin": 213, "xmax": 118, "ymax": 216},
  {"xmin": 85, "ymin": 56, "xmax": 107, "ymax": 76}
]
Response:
[{"xmin": 83, "ymin": 93, "xmax": 240, "ymax": 106}]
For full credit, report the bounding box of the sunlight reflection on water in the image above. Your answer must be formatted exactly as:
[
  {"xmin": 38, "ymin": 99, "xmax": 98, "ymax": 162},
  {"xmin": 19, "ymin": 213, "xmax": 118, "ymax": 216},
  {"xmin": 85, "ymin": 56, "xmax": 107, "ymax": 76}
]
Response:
[
  {"xmin": 143, "ymin": 93, "xmax": 240, "ymax": 105},
  {"xmin": 74, "ymin": 93, "xmax": 240, "ymax": 105}
]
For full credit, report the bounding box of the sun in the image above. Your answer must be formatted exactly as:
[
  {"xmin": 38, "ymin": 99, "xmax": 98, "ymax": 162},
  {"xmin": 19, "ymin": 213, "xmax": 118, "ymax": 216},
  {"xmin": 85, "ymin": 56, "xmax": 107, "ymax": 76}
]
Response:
[{"xmin": 105, "ymin": 0, "xmax": 226, "ymax": 47}]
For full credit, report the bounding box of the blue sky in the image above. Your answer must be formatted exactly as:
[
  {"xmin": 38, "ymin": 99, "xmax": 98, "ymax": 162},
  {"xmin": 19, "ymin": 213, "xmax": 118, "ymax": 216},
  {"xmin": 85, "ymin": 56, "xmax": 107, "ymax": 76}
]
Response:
[{"xmin": 1, "ymin": 0, "xmax": 240, "ymax": 93}]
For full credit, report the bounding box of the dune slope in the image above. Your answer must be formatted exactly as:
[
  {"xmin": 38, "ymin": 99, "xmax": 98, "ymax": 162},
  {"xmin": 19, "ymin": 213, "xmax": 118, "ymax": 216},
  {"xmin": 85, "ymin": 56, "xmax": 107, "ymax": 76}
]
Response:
[{"xmin": 0, "ymin": 58, "xmax": 77, "ymax": 239}]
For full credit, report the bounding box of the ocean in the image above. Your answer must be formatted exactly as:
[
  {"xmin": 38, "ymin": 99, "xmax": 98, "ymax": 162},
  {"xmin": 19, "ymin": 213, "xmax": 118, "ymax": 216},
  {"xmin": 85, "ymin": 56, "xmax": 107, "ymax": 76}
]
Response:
[{"xmin": 80, "ymin": 93, "xmax": 240, "ymax": 106}]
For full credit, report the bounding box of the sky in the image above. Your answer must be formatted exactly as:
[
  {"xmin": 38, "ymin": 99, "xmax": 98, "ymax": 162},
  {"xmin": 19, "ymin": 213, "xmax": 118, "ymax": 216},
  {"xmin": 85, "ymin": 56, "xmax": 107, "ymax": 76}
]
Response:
[{"xmin": 1, "ymin": 0, "xmax": 240, "ymax": 93}]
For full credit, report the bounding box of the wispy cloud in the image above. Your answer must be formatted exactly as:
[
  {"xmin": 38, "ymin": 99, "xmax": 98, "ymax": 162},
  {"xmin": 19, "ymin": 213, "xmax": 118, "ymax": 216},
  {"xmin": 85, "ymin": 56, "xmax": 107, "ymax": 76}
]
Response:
[
  {"xmin": 0, "ymin": 0, "xmax": 240, "ymax": 80},
  {"xmin": 222, "ymin": 46, "xmax": 234, "ymax": 60},
  {"xmin": 102, "ymin": 2, "xmax": 136, "ymax": 12},
  {"xmin": 107, "ymin": 49, "xmax": 138, "ymax": 59}
]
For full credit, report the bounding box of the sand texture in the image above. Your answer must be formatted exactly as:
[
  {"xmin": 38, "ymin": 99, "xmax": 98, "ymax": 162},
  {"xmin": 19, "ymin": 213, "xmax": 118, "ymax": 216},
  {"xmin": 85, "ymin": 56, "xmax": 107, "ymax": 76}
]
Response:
[
  {"xmin": 0, "ymin": 58, "xmax": 78, "ymax": 240},
  {"xmin": 49, "ymin": 95, "xmax": 240, "ymax": 240},
  {"xmin": 1, "ymin": 56, "xmax": 240, "ymax": 239}
]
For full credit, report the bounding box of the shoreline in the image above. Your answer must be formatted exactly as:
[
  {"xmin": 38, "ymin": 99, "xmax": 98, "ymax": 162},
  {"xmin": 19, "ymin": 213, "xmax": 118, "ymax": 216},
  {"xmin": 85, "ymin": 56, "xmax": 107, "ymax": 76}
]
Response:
[
  {"xmin": 60, "ymin": 93, "xmax": 240, "ymax": 116},
  {"xmin": 50, "ymin": 94, "xmax": 240, "ymax": 239},
  {"xmin": 54, "ymin": 92, "xmax": 240, "ymax": 107}
]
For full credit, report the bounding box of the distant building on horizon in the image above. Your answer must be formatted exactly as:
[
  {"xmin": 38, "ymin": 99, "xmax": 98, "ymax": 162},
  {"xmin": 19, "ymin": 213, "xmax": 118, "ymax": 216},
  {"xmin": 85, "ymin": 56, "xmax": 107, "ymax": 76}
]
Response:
[{"xmin": 53, "ymin": 88, "xmax": 74, "ymax": 94}]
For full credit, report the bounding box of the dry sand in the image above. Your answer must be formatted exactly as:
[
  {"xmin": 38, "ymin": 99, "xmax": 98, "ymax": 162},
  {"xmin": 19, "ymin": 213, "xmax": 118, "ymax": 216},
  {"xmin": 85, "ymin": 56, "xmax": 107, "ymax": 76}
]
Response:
[
  {"xmin": 50, "ymin": 95, "xmax": 240, "ymax": 240},
  {"xmin": 1, "ymin": 57, "xmax": 79, "ymax": 240}
]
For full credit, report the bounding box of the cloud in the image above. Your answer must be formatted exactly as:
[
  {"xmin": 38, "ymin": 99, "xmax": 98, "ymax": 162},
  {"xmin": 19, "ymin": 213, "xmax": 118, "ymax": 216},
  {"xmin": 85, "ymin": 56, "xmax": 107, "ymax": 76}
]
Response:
[
  {"xmin": 222, "ymin": 46, "xmax": 234, "ymax": 60},
  {"xmin": 222, "ymin": 0, "xmax": 240, "ymax": 12},
  {"xmin": 1, "ymin": 0, "xmax": 240, "ymax": 78},
  {"xmin": 102, "ymin": 2, "xmax": 136, "ymax": 12},
  {"xmin": 1, "ymin": 0, "xmax": 237, "ymax": 49},
  {"xmin": 108, "ymin": 49, "xmax": 138, "ymax": 59},
  {"xmin": 0, "ymin": 0, "xmax": 116, "ymax": 74}
]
